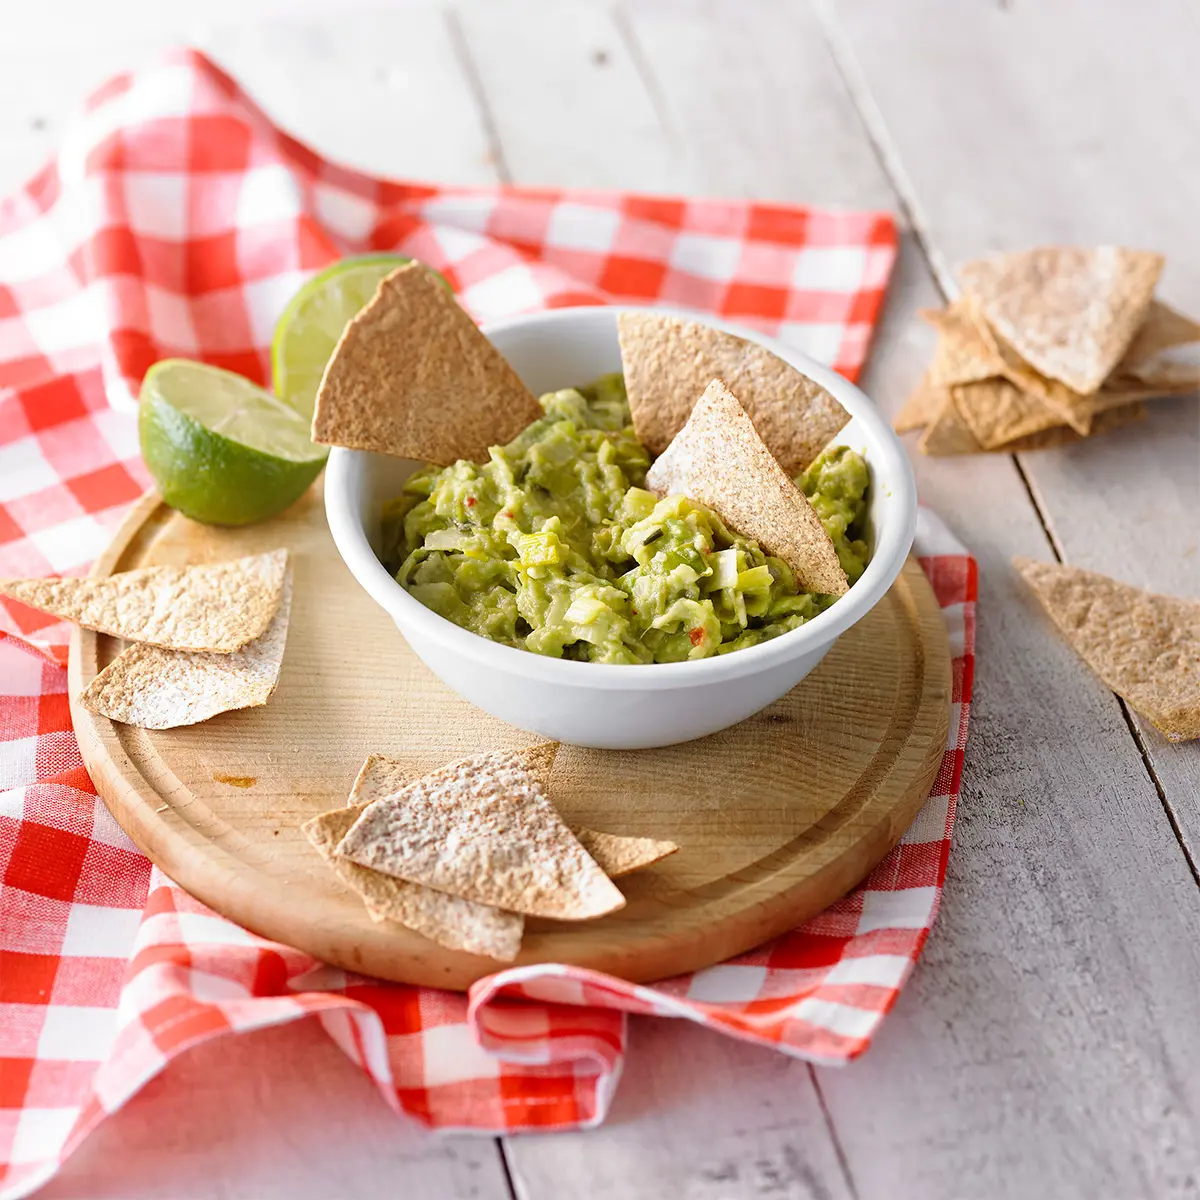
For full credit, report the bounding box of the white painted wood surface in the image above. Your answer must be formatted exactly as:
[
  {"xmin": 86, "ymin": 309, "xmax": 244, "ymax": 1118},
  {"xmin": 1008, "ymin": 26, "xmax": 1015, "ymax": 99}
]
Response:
[{"xmin": 6, "ymin": 2, "xmax": 1199, "ymax": 1198}]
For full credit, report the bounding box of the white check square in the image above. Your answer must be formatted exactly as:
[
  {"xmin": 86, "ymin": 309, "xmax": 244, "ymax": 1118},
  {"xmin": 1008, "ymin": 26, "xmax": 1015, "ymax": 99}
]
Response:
[
  {"xmin": 669, "ymin": 234, "xmax": 742, "ymax": 281},
  {"xmin": 315, "ymin": 183, "xmax": 378, "ymax": 243},
  {"xmin": 857, "ymin": 886, "xmax": 938, "ymax": 934},
  {"xmin": 791, "ymin": 246, "xmax": 867, "ymax": 291},
  {"xmin": 35, "ymin": 1005, "xmax": 119, "ymax": 1062},
  {"xmin": 687, "ymin": 965, "xmax": 768, "ymax": 1003},
  {"xmin": 0, "ymin": 438, "xmax": 58, "ymax": 503},
  {"xmin": 545, "ymin": 203, "xmax": 621, "ymax": 252},
  {"xmin": 236, "ymin": 164, "xmax": 305, "ymax": 227},
  {"xmin": 61, "ymin": 903, "xmax": 143, "ymax": 959},
  {"xmin": 123, "ymin": 172, "xmax": 189, "ymax": 240}
]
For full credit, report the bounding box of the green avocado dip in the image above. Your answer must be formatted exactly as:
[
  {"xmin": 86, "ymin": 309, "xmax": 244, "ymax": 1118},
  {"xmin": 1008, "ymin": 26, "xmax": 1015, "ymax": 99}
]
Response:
[{"xmin": 380, "ymin": 375, "xmax": 870, "ymax": 665}]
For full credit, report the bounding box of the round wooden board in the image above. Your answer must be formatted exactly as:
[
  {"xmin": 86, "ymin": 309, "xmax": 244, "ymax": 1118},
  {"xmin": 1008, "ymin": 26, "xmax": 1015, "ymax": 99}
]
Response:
[{"xmin": 69, "ymin": 483, "xmax": 952, "ymax": 990}]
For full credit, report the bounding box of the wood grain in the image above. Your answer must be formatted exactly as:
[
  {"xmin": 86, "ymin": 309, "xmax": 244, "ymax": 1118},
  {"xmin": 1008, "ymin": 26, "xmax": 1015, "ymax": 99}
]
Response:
[
  {"xmin": 70, "ymin": 484, "xmax": 950, "ymax": 990},
  {"xmin": 823, "ymin": 0, "xmax": 1200, "ymax": 860},
  {"xmin": 506, "ymin": 1019, "xmax": 855, "ymax": 1200},
  {"xmin": 812, "ymin": 2, "xmax": 1200, "ymax": 1196}
]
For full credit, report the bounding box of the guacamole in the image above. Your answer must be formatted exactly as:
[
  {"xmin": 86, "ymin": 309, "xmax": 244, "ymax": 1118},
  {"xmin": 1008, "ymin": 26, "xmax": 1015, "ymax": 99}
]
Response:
[{"xmin": 381, "ymin": 375, "xmax": 870, "ymax": 665}]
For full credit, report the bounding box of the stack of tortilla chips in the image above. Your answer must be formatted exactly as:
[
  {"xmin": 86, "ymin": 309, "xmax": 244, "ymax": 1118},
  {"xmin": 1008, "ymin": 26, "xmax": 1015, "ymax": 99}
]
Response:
[
  {"xmin": 0, "ymin": 549, "xmax": 292, "ymax": 729},
  {"xmin": 303, "ymin": 743, "xmax": 678, "ymax": 961},
  {"xmin": 896, "ymin": 247, "xmax": 1200, "ymax": 454}
]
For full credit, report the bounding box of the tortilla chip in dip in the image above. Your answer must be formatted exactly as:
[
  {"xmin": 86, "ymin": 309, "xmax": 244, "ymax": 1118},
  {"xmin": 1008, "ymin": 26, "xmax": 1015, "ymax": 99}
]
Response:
[
  {"xmin": 304, "ymin": 799, "xmax": 523, "ymax": 962},
  {"xmin": 0, "ymin": 549, "xmax": 287, "ymax": 653},
  {"xmin": 335, "ymin": 747, "xmax": 625, "ymax": 920},
  {"xmin": 617, "ymin": 312, "xmax": 849, "ymax": 476},
  {"xmin": 958, "ymin": 246, "xmax": 1163, "ymax": 395},
  {"xmin": 79, "ymin": 570, "xmax": 293, "ymax": 729},
  {"xmin": 1014, "ymin": 558, "xmax": 1200, "ymax": 742},
  {"xmin": 311, "ymin": 262, "xmax": 543, "ymax": 464},
  {"xmin": 646, "ymin": 379, "xmax": 848, "ymax": 595}
]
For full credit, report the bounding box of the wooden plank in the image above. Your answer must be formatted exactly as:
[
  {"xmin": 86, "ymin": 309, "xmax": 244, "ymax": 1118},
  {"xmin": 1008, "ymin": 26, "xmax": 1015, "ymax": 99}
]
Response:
[
  {"xmin": 504, "ymin": 1020, "xmax": 854, "ymax": 1200},
  {"xmin": 452, "ymin": 0, "xmax": 689, "ymax": 193},
  {"xmin": 821, "ymin": 0, "xmax": 1200, "ymax": 848},
  {"xmin": 624, "ymin": 0, "xmax": 895, "ymax": 208},
  {"xmin": 38, "ymin": 1018, "xmax": 512, "ymax": 1200},
  {"xmin": 0, "ymin": 1, "xmax": 497, "ymax": 193}
]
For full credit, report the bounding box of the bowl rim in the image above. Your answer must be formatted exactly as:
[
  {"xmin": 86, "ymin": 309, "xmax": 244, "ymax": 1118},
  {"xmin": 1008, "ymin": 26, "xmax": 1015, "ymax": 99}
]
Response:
[{"xmin": 325, "ymin": 304, "xmax": 917, "ymax": 692}]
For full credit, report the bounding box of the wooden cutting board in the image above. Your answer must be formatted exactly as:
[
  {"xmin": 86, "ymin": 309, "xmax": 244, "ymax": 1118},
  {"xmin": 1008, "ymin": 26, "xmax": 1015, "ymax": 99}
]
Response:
[{"xmin": 69, "ymin": 482, "xmax": 952, "ymax": 990}]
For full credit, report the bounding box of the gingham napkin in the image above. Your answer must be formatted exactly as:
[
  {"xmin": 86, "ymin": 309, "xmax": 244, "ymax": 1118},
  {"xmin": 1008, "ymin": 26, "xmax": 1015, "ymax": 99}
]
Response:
[{"xmin": 0, "ymin": 50, "xmax": 974, "ymax": 1200}]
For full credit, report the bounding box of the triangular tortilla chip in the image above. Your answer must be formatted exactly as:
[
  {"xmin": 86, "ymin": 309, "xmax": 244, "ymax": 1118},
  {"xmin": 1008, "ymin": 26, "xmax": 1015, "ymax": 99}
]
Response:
[
  {"xmin": 952, "ymin": 379, "xmax": 1063, "ymax": 449},
  {"xmin": 921, "ymin": 393, "xmax": 1146, "ymax": 455},
  {"xmin": 78, "ymin": 570, "xmax": 293, "ymax": 728},
  {"xmin": 1014, "ymin": 558, "xmax": 1200, "ymax": 742},
  {"xmin": 918, "ymin": 393, "xmax": 981, "ymax": 455},
  {"xmin": 645, "ymin": 379, "xmax": 848, "ymax": 595},
  {"xmin": 998, "ymin": 402, "xmax": 1146, "ymax": 451},
  {"xmin": 922, "ymin": 303, "xmax": 1002, "ymax": 387},
  {"xmin": 575, "ymin": 829, "xmax": 678, "ymax": 877},
  {"xmin": 335, "ymin": 748, "xmax": 625, "ymax": 919},
  {"xmin": 0, "ymin": 549, "xmax": 287, "ymax": 652},
  {"xmin": 894, "ymin": 372, "xmax": 950, "ymax": 434},
  {"xmin": 348, "ymin": 749, "xmax": 669, "ymax": 877},
  {"xmin": 311, "ymin": 262, "xmax": 543, "ymax": 464},
  {"xmin": 618, "ymin": 312, "xmax": 849, "ymax": 476},
  {"xmin": 303, "ymin": 800, "xmax": 523, "ymax": 961},
  {"xmin": 962, "ymin": 299, "xmax": 1174, "ymax": 434},
  {"xmin": 1121, "ymin": 299, "xmax": 1200, "ymax": 370},
  {"xmin": 958, "ymin": 246, "xmax": 1163, "ymax": 394}
]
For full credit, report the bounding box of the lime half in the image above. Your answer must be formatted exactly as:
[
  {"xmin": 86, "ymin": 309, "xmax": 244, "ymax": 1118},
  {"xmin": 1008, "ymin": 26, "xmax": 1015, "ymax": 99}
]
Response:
[
  {"xmin": 140, "ymin": 360, "xmax": 329, "ymax": 527},
  {"xmin": 272, "ymin": 255, "xmax": 416, "ymax": 419}
]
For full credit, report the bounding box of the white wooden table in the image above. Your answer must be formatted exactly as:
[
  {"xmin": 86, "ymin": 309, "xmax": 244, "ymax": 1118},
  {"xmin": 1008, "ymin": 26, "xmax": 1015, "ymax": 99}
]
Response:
[{"xmin": 5, "ymin": 2, "xmax": 1199, "ymax": 1197}]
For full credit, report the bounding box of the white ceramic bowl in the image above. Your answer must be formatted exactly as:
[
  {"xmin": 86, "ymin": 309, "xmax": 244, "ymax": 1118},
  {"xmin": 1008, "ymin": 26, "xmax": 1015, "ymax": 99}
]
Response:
[{"xmin": 325, "ymin": 306, "xmax": 917, "ymax": 749}]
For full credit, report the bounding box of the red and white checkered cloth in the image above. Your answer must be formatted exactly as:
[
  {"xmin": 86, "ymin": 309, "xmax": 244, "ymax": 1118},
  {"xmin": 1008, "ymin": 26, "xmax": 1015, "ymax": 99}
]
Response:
[{"xmin": 0, "ymin": 49, "xmax": 975, "ymax": 1199}]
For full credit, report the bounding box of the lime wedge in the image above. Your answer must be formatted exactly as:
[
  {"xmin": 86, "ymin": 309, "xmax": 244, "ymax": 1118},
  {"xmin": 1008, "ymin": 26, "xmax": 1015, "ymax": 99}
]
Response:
[
  {"xmin": 140, "ymin": 360, "xmax": 328, "ymax": 527},
  {"xmin": 272, "ymin": 255, "xmax": 419, "ymax": 419}
]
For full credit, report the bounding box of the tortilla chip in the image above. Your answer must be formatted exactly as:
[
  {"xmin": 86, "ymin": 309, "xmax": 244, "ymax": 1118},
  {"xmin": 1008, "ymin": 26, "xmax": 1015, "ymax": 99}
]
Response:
[
  {"xmin": 923, "ymin": 303, "xmax": 1002, "ymax": 387},
  {"xmin": 998, "ymin": 402, "xmax": 1146, "ymax": 451},
  {"xmin": 0, "ymin": 549, "xmax": 287, "ymax": 653},
  {"xmin": 1014, "ymin": 558, "xmax": 1200, "ymax": 742},
  {"xmin": 350, "ymin": 749, "xmax": 671, "ymax": 877},
  {"xmin": 575, "ymin": 829, "xmax": 678, "ymax": 877},
  {"xmin": 918, "ymin": 393, "xmax": 982, "ymax": 455},
  {"xmin": 645, "ymin": 379, "xmax": 848, "ymax": 595},
  {"xmin": 952, "ymin": 379, "xmax": 1061, "ymax": 448},
  {"xmin": 303, "ymin": 800, "xmax": 523, "ymax": 961},
  {"xmin": 335, "ymin": 748, "xmax": 625, "ymax": 920},
  {"xmin": 311, "ymin": 263, "xmax": 542, "ymax": 465},
  {"xmin": 78, "ymin": 570, "xmax": 293, "ymax": 729},
  {"xmin": 617, "ymin": 313, "xmax": 849, "ymax": 476},
  {"xmin": 1121, "ymin": 300, "xmax": 1200, "ymax": 370},
  {"xmin": 921, "ymin": 393, "xmax": 1146, "ymax": 455},
  {"xmin": 894, "ymin": 372, "xmax": 949, "ymax": 434},
  {"xmin": 964, "ymin": 301, "xmax": 1174, "ymax": 433},
  {"xmin": 958, "ymin": 246, "xmax": 1163, "ymax": 394}
]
